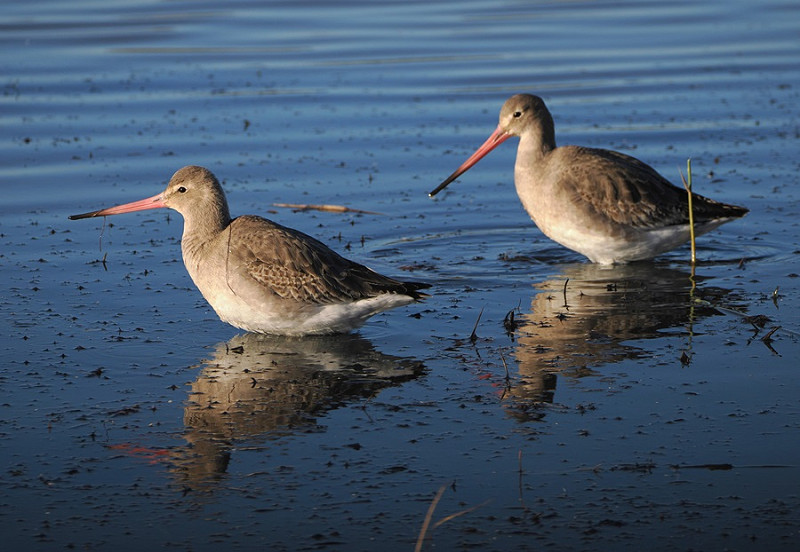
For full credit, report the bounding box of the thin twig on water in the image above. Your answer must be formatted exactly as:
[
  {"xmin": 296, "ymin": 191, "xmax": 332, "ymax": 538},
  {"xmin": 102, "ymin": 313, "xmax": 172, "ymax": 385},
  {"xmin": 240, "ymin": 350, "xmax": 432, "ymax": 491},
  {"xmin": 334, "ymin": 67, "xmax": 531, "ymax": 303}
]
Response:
[
  {"xmin": 469, "ymin": 306, "xmax": 484, "ymax": 344},
  {"xmin": 499, "ymin": 350, "xmax": 511, "ymax": 400},
  {"xmin": 415, "ymin": 484, "xmax": 447, "ymax": 552},
  {"xmin": 500, "ymin": 351, "xmax": 510, "ymax": 383},
  {"xmin": 415, "ymin": 483, "xmax": 491, "ymax": 551},
  {"xmin": 272, "ymin": 202, "xmax": 384, "ymax": 215},
  {"xmin": 432, "ymin": 499, "xmax": 492, "ymax": 530},
  {"xmin": 680, "ymin": 158, "xmax": 696, "ymax": 264}
]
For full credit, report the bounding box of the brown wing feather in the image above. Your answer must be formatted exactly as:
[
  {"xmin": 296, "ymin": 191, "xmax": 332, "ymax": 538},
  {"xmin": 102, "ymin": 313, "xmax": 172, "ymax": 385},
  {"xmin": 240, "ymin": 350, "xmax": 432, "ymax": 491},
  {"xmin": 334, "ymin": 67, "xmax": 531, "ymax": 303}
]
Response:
[
  {"xmin": 562, "ymin": 147, "xmax": 747, "ymax": 229},
  {"xmin": 227, "ymin": 215, "xmax": 428, "ymax": 304}
]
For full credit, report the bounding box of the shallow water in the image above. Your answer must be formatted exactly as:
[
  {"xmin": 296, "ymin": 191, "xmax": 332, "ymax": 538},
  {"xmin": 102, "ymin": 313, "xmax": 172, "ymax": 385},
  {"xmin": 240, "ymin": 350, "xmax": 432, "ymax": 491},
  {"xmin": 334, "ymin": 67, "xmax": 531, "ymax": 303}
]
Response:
[{"xmin": 2, "ymin": 0, "xmax": 800, "ymax": 550}]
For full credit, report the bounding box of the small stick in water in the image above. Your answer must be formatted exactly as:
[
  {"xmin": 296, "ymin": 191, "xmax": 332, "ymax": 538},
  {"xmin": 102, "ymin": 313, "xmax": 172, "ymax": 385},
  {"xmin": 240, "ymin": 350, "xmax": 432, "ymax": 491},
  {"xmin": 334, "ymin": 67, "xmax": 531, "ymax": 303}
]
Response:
[
  {"xmin": 272, "ymin": 202, "xmax": 384, "ymax": 215},
  {"xmin": 680, "ymin": 158, "xmax": 696, "ymax": 264}
]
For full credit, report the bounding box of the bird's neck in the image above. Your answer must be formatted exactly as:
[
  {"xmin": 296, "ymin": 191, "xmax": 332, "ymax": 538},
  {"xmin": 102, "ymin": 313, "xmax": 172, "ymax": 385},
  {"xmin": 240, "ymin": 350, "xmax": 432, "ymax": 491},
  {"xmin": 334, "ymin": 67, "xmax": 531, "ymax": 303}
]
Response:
[
  {"xmin": 514, "ymin": 119, "xmax": 557, "ymax": 207},
  {"xmin": 180, "ymin": 204, "xmax": 232, "ymax": 265},
  {"xmin": 516, "ymin": 130, "xmax": 555, "ymax": 179},
  {"xmin": 518, "ymin": 111, "xmax": 557, "ymax": 163}
]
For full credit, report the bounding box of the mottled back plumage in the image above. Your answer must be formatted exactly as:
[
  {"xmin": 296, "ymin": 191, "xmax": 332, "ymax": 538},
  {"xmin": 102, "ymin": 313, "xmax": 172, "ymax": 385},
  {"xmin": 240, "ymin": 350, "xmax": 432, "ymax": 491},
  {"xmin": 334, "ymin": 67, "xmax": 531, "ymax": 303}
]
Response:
[{"xmin": 228, "ymin": 214, "xmax": 428, "ymax": 304}]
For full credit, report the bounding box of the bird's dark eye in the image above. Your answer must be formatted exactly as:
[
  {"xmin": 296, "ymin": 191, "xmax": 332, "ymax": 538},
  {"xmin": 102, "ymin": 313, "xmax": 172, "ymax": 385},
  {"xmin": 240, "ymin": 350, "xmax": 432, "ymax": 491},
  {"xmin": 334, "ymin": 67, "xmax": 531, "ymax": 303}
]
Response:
[
  {"xmin": 177, "ymin": 186, "xmax": 187, "ymax": 193},
  {"xmin": 513, "ymin": 111, "xmax": 523, "ymax": 118}
]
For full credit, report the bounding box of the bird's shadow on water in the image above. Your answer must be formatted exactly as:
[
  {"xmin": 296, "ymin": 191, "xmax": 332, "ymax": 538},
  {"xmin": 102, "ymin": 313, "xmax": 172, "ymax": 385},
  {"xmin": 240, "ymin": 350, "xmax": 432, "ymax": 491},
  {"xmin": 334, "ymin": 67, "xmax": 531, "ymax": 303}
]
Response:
[
  {"xmin": 464, "ymin": 261, "xmax": 748, "ymax": 422},
  {"xmin": 164, "ymin": 332, "xmax": 425, "ymax": 493}
]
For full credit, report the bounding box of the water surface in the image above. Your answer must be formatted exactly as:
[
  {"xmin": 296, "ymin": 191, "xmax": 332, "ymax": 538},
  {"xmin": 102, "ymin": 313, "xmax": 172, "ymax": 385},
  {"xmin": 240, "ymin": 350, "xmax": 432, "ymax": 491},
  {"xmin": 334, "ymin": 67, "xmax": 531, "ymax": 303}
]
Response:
[{"xmin": 2, "ymin": 0, "xmax": 799, "ymax": 550}]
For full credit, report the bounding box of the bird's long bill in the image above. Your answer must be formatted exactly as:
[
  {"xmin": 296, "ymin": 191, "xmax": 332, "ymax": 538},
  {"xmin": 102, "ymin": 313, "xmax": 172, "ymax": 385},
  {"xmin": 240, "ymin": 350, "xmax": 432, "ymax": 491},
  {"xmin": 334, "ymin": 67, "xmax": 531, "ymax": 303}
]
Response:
[
  {"xmin": 69, "ymin": 192, "xmax": 166, "ymax": 220},
  {"xmin": 428, "ymin": 126, "xmax": 512, "ymax": 197}
]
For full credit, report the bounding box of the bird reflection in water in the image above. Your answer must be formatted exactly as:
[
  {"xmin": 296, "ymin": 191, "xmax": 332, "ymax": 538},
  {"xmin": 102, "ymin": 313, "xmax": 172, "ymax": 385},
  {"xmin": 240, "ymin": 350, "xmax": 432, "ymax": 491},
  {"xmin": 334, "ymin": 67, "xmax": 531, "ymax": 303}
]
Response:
[
  {"xmin": 170, "ymin": 332, "xmax": 424, "ymax": 491},
  {"xmin": 506, "ymin": 262, "xmax": 733, "ymax": 421}
]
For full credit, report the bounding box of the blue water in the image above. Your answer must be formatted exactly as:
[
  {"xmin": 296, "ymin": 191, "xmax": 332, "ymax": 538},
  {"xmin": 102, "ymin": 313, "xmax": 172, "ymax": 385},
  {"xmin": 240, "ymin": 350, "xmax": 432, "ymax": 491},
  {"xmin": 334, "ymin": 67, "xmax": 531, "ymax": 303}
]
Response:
[{"xmin": 2, "ymin": 0, "xmax": 799, "ymax": 550}]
